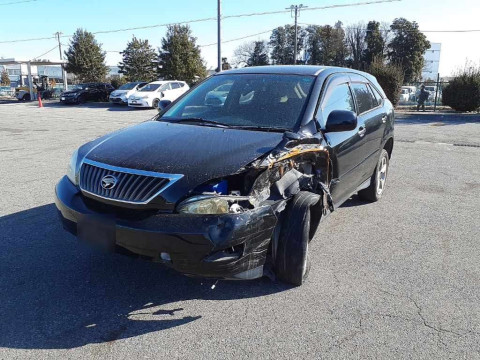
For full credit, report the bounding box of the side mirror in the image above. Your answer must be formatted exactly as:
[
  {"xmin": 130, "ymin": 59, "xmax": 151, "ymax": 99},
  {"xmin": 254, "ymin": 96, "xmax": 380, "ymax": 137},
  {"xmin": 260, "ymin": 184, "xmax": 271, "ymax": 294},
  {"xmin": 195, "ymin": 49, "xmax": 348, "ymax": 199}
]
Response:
[
  {"xmin": 325, "ymin": 110, "xmax": 357, "ymax": 132},
  {"xmin": 157, "ymin": 99, "xmax": 172, "ymax": 112}
]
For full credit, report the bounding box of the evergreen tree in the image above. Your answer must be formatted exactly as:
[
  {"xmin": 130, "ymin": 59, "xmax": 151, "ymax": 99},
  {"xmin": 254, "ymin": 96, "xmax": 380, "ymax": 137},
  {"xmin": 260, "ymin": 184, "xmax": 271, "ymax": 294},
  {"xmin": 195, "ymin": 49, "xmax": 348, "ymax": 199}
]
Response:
[
  {"xmin": 363, "ymin": 21, "xmax": 385, "ymax": 68},
  {"xmin": 388, "ymin": 18, "xmax": 431, "ymax": 82},
  {"xmin": 119, "ymin": 36, "xmax": 157, "ymax": 82},
  {"xmin": 0, "ymin": 69, "xmax": 10, "ymax": 86},
  {"xmin": 64, "ymin": 29, "xmax": 109, "ymax": 82},
  {"xmin": 269, "ymin": 25, "xmax": 306, "ymax": 65},
  {"xmin": 305, "ymin": 22, "xmax": 347, "ymax": 66},
  {"xmin": 158, "ymin": 25, "xmax": 207, "ymax": 84}
]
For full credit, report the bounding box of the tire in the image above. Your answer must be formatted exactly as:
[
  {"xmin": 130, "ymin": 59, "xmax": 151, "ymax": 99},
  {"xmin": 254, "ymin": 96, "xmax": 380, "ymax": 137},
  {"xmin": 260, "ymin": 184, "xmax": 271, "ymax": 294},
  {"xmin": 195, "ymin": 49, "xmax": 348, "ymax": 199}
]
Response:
[
  {"xmin": 77, "ymin": 96, "xmax": 85, "ymax": 104},
  {"xmin": 358, "ymin": 149, "xmax": 390, "ymax": 202},
  {"xmin": 275, "ymin": 191, "xmax": 321, "ymax": 286},
  {"xmin": 22, "ymin": 94, "xmax": 31, "ymax": 101},
  {"xmin": 152, "ymin": 99, "xmax": 160, "ymax": 109}
]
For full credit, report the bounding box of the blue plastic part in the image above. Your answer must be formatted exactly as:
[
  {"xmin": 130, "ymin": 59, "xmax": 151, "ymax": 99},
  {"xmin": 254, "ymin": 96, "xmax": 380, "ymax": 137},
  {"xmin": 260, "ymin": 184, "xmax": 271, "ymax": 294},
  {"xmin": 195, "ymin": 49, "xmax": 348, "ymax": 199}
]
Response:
[{"xmin": 197, "ymin": 180, "xmax": 228, "ymax": 195}]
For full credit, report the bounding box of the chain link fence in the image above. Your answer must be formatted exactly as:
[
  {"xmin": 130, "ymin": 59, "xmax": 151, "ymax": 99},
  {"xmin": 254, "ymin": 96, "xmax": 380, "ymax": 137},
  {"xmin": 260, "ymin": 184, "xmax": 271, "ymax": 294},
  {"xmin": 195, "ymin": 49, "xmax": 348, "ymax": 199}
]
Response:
[{"xmin": 397, "ymin": 80, "xmax": 450, "ymax": 111}]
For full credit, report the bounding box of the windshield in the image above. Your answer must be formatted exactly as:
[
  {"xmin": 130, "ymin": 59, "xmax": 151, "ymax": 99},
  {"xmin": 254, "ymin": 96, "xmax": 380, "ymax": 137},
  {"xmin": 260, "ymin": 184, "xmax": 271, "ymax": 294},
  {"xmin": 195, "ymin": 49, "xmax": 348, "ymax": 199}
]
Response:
[
  {"xmin": 160, "ymin": 74, "xmax": 315, "ymax": 131},
  {"xmin": 118, "ymin": 82, "xmax": 139, "ymax": 90},
  {"xmin": 72, "ymin": 84, "xmax": 87, "ymax": 91},
  {"xmin": 138, "ymin": 84, "xmax": 160, "ymax": 92}
]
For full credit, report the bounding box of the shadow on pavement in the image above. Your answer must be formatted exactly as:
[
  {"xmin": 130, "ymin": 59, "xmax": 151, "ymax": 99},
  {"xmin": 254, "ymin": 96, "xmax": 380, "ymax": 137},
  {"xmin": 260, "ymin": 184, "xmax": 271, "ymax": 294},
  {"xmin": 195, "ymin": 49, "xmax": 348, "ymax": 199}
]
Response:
[
  {"xmin": 396, "ymin": 112, "xmax": 480, "ymax": 125},
  {"xmin": 0, "ymin": 204, "xmax": 289, "ymax": 349},
  {"xmin": 40, "ymin": 101, "xmax": 143, "ymax": 112},
  {"xmin": 339, "ymin": 194, "xmax": 370, "ymax": 208}
]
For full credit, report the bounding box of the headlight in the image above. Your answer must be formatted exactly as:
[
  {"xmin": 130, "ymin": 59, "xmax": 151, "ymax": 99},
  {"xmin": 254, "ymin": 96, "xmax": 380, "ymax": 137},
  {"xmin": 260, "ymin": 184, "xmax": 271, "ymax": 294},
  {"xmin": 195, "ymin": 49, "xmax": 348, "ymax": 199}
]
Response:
[
  {"xmin": 177, "ymin": 195, "xmax": 250, "ymax": 215},
  {"xmin": 66, "ymin": 149, "xmax": 79, "ymax": 185}
]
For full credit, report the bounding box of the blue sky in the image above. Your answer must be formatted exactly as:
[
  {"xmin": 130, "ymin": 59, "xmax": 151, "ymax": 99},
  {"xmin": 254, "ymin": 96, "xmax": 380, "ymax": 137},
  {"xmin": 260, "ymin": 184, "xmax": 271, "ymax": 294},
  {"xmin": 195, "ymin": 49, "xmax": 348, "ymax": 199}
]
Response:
[{"xmin": 0, "ymin": 0, "xmax": 478, "ymax": 75}]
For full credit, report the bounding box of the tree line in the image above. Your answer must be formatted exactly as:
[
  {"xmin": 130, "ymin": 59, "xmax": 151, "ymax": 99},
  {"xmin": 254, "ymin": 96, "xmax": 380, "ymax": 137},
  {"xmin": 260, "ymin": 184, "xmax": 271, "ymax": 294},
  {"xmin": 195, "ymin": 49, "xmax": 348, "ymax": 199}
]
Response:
[
  {"xmin": 63, "ymin": 17, "xmax": 430, "ymax": 86},
  {"xmin": 64, "ymin": 25, "xmax": 206, "ymax": 85},
  {"xmin": 235, "ymin": 18, "xmax": 430, "ymax": 83}
]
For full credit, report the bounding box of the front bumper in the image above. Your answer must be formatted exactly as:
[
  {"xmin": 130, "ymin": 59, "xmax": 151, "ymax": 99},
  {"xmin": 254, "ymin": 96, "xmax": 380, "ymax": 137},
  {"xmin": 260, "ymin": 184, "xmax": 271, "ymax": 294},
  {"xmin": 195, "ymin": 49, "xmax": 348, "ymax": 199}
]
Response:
[
  {"xmin": 60, "ymin": 96, "xmax": 78, "ymax": 104},
  {"xmin": 128, "ymin": 99, "xmax": 151, "ymax": 108},
  {"xmin": 109, "ymin": 96, "xmax": 127, "ymax": 105},
  {"xmin": 54, "ymin": 176, "xmax": 277, "ymax": 279}
]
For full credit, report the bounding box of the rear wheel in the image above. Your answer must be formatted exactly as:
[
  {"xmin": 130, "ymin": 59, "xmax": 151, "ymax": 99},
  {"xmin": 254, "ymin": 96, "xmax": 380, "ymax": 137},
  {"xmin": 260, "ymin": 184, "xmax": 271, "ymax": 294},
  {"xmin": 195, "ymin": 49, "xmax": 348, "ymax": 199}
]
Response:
[
  {"xmin": 358, "ymin": 149, "xmax": 389, "ymax": 202},
  {"xmin": 275, "ymin": 191, "xmax": 321, "ymax": 286}
]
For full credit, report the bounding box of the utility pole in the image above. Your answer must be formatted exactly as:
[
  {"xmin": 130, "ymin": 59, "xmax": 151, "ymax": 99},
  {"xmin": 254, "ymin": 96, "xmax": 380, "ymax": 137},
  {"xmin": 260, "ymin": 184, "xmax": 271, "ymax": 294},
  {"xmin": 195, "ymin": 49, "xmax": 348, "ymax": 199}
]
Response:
[
  {"xmin": 287, "ymin": 4, "xmax": 307, "ymax": 65},
  {"xmin": 217, "ymin": 0, "xmax": 222, "ymax": 72},
  {"xmin": 55, "ymin": 31, "xmax": 67, "ymax": 90}
]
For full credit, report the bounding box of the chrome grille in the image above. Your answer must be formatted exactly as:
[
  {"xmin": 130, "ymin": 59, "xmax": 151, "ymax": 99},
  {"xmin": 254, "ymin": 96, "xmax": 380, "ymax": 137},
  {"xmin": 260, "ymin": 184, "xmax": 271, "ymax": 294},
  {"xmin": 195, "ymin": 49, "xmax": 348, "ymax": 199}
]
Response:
[{"xmin": 79, "ymin": 160, "xmax": 182, "ymax": 204}]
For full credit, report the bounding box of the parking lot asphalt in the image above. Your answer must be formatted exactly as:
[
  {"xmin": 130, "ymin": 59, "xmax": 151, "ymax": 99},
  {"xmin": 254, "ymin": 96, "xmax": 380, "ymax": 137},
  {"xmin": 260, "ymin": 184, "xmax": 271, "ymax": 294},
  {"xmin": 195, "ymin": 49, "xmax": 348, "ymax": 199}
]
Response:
[{"xmin": 0, "ymin": 101, "xmax": 479, "ymax": 359}]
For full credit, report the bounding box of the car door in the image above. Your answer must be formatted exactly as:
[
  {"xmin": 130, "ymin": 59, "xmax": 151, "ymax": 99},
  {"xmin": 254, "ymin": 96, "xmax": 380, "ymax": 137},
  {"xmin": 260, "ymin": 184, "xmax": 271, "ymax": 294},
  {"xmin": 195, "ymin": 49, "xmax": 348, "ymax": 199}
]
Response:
[
  {"xmin": 317, "ymin": 76, "xmax": 367, "ymax": 205},
  {"xmin": 350, "ymin": 81, "xmax": 387, "ymax": 180},
  {"xmin": 159, "ymin": 83, "xmax": 172, "ymax": 100},
  {"xmin": 169, "ymin": 82, "xmax": 182, "ymax": 99},
  {"xmin": 89, "ymin": 84, "xmax": 101, "ymax": 101}
]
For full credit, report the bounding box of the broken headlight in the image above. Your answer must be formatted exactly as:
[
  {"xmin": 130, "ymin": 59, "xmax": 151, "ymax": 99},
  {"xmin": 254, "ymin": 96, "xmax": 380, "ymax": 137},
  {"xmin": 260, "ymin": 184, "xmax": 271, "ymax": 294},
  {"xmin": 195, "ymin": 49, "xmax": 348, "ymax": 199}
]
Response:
[{"xmin": 177, "ymin": 195, "xmax": 249, "ymax": 215}]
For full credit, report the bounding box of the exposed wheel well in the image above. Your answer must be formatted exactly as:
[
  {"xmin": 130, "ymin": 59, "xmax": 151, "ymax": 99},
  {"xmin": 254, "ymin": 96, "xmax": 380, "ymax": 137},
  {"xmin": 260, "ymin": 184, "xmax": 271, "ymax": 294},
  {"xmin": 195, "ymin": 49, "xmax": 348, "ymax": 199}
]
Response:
[{"xmin": 384, "ymin": 138, "xmax": 394, "ymax": 159}]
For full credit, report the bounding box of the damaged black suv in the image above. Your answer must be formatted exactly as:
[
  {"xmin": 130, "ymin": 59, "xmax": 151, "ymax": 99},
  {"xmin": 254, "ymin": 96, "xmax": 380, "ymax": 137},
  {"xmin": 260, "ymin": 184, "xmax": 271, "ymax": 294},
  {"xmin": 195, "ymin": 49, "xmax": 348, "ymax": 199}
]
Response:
[{"xmin": 55, "ymin": 66, "xmax": 394, "ymax": 286}]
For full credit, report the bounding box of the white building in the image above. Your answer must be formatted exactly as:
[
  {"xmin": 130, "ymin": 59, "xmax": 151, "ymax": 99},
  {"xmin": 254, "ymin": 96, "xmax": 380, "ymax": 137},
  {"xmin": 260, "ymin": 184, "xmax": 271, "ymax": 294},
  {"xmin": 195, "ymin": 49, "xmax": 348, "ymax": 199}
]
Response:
[
  {"xmin": 422, "ymin": 43, "xmax": 441, "ymax": 81},
  {"xmin": 0, "ymin": 58, "xmax": 66, "ymax": 87}
]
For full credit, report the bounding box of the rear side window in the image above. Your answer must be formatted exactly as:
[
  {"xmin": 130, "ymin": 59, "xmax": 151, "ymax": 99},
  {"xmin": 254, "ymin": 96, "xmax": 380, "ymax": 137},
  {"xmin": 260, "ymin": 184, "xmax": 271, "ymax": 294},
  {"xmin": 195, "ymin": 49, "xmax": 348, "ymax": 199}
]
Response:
[
  {"xmin": 171, "ymin": 83, "xmax": 181, "ymax": 89},
  {"xmin": 351, "ymin": 83, "xmax": 377, "ymax": 114},
  {"xmin": 322, "ymin": 83, "xmax": 355, "ymax": 122},
  {"xmin": 369, "ymin": 84, "xmax": 384, "ymax": 105}
]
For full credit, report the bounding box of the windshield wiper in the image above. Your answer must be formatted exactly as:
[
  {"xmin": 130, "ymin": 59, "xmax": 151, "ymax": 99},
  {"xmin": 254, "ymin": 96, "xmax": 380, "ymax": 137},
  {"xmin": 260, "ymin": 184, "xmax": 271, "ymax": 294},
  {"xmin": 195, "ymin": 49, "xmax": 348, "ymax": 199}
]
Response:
[
  {"xmin": 229, "ymin": 125, "xmax": 289, "ymax": 133},
  {"xmin": 163, "ymin": 117, "xmax": 229, "ymax": 128}
]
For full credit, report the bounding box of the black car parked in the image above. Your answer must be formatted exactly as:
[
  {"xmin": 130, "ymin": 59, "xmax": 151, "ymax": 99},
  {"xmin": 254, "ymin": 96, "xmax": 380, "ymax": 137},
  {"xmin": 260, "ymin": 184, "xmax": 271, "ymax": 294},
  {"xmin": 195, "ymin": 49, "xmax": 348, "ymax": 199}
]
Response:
[
  {"xmin": 55, "ymin": 66, "xmax": 394, "ymax": 286},
  {"xmin": 60, "ymin": 83, "xmax": 114, "ymax": 104}
]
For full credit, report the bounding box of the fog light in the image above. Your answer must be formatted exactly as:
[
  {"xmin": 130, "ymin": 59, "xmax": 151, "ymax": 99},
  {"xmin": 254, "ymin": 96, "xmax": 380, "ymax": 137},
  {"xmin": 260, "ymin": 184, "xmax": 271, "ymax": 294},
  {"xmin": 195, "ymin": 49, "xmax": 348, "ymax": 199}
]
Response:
[{"xmin": 160, "ymin": 252, "xmax": 171, "ymax": 262}]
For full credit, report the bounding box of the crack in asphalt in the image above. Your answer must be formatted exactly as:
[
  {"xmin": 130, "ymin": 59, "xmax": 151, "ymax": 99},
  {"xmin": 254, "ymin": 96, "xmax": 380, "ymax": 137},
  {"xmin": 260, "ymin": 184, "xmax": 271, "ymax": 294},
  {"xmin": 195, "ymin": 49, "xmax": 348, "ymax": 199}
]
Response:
[{"xmin": 370, "ymin": 286, "xmax": 476, "ymax": 344}]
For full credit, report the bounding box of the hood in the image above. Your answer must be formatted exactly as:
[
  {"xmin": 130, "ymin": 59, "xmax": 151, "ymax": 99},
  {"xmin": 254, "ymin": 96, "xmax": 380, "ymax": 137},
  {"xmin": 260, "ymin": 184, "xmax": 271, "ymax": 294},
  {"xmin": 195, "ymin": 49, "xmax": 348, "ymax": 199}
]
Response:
[
  {"xmin": 82, "ymin": 121, "xmax": 283, "ymax": 203},
  {"xmin": 62, "ymin": 89, "xmax": 84, "ymax": 95},
  {"xmin": 111, "ymin": 89, "xmax": 129, "ymax": 96}
]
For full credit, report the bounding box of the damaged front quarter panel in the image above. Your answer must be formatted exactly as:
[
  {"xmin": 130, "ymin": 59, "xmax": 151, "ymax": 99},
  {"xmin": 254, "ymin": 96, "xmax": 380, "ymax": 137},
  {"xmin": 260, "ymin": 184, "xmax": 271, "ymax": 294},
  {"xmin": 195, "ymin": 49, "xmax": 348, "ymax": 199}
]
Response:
[{"xmin": 247, "ymin": 139, "xmax": 335, "ymax": 215}]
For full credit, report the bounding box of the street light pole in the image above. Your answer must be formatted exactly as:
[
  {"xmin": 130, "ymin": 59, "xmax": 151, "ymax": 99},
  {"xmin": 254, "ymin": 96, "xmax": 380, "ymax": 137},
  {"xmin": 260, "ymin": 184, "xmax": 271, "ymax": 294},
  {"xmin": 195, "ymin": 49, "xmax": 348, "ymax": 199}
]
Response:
[{"xmin": 217, "ymin": 0, "xmax": 222, "ymax": 72}]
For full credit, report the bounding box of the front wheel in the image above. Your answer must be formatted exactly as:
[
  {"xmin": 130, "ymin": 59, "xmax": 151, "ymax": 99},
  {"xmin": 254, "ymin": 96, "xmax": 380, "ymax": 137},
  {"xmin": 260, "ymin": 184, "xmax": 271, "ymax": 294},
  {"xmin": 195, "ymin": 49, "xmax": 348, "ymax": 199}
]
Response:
[
  {"xmin": 275, "ymin": 191, "xmax": 321, "ymax": 286},
  {"xmin": 152, "ymin": 98, "xmax": 160, "ymax": 109},
  {"xmin": 358, "ymin": 149, "xmax": 390, "ymax": 202}
]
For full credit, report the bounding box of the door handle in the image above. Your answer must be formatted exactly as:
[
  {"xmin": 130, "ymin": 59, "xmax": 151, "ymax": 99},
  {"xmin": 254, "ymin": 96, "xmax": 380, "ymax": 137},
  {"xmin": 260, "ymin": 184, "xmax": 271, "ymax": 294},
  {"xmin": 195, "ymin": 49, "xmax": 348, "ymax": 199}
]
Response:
[
  {"xmin": 358, "ymin": 126, "xmax": 366, "ymax": 137},
  {"xmin": 382, "ymin": 115, "xmax": 387, "ymax": 123}
]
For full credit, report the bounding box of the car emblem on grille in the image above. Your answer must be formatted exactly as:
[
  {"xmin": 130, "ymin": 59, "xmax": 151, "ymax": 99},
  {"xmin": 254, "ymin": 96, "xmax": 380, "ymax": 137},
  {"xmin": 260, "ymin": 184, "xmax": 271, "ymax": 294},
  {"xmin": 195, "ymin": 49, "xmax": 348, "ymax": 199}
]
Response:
[{"xmin": 101, "ymin": 175, "xmax": 117, "ymax": 190}]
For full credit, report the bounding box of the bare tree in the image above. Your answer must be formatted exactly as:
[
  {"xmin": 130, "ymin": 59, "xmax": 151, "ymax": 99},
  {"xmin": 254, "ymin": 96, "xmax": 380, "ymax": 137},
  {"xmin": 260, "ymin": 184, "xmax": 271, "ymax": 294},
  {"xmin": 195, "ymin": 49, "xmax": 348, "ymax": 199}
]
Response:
[
  {"xmin": 233, "ymin": 41, "xmax": 269, "ymax": 68},
  {"xmin": 380, "ymin": 21, "xmax": 393, "ymax": 57},
  {"xmin": 345, "ymin": 22, "xmax": 366, "ymax": 69}
]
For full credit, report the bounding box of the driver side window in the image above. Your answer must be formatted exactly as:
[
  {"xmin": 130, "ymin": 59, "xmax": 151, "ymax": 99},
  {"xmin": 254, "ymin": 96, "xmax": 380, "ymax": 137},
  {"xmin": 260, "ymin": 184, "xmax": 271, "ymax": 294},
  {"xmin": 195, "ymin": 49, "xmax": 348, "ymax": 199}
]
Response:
[{"xmin": 321, "ymin": 83, "xmax": 355, "ymax": 126}]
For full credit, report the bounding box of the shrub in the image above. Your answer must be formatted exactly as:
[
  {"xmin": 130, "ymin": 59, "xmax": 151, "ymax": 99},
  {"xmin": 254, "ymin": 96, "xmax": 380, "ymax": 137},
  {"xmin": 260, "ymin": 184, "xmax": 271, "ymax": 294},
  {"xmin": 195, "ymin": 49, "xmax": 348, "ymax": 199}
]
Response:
[
  {"xmin": 442, "ymin": 63, "xmax": 480, "ymax": 112},
  {"xmin": 367, "ymin": 58, "xmax": 404, "ymax": 107},
  {"xmin": 110, "ymin": 76, "xmax": 127, "ymax": 89}
]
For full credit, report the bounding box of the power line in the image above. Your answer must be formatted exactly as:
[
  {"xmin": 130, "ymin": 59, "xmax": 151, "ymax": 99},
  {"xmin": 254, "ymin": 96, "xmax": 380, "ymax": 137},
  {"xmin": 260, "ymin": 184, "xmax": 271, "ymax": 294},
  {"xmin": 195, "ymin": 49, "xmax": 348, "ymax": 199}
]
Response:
[
  {"xmin": 0, "ymin": 36, "xmax": 55, "ymax": 44},
  {"xmin": 31, "ymin": 45, "xmax": 58, "ymax": 60},
  {"xmin": 199, "ymin": 29, "xmax": 275, "ymax": 47},
  {"xmin": 1, "ymin": 0, "xmax": 401, "ymax": 44},
  {"xmin": 0, "ymin": 0, "xmax": 36, "ymax": 5}
]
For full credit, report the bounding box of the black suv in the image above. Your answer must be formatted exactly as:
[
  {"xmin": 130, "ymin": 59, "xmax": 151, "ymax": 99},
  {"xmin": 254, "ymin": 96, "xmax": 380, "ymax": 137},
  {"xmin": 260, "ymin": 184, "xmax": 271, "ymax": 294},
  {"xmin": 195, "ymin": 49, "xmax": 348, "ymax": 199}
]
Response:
[
  {"xmin": 60, "ymin": 83, "xmax": 114, "ymax": 104},
  {"xmin": 55, "ymin": 66, "xmax": 394, "ymax": 286}
]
